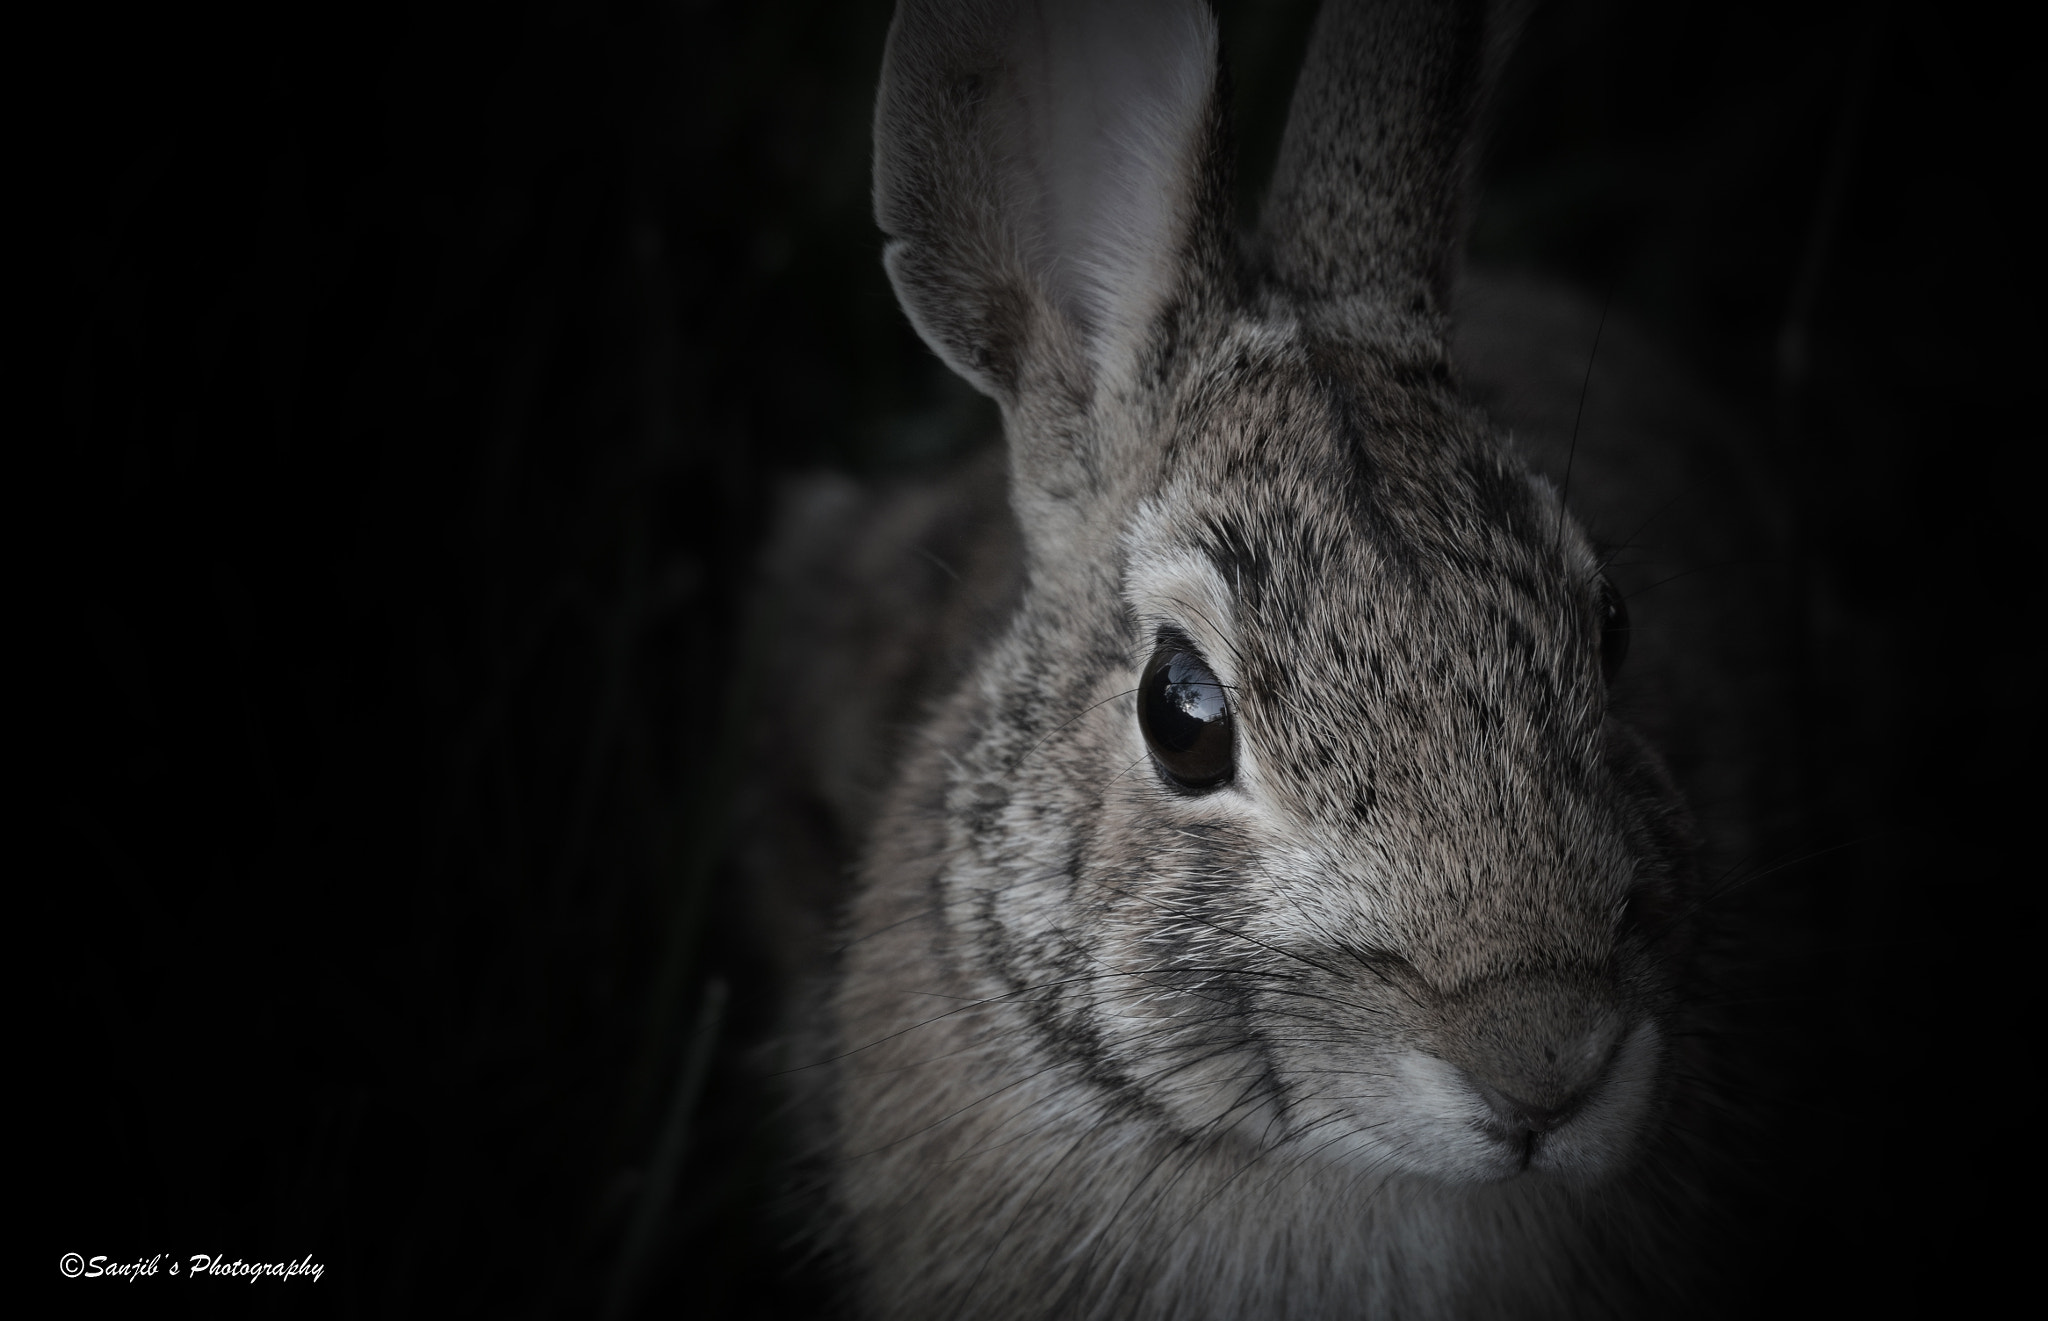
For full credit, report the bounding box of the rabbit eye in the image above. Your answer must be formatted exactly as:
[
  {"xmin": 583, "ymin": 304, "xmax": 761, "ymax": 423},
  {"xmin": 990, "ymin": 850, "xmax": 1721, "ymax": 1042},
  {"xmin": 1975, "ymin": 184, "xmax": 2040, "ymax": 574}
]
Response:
[
  {"xmin": 1599, "ymin": 583, "xmax": 1631, "ymax": 685},
  {"xmin": 1139, "ymin": 642, "xmax": 1235, "ymax": 790}
]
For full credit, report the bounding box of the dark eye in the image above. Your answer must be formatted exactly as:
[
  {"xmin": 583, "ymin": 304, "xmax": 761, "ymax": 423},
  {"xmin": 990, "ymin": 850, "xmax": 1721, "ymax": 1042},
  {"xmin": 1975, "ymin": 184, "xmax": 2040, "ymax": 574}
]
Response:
[
  {"xmin": 1599, "ymin": 582, "xmax": 1630, "ymax": 685},
  {"xmin": 1138, "ymin": 642, "xmax": 1235, "ymax": 790}
]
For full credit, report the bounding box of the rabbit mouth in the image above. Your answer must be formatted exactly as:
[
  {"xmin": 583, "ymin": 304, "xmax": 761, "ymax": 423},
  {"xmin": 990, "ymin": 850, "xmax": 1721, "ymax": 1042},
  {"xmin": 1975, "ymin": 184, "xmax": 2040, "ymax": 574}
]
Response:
[{"xmin": 1351, "ymin": 1020, "xmax": 1662, "ymax": 1187}]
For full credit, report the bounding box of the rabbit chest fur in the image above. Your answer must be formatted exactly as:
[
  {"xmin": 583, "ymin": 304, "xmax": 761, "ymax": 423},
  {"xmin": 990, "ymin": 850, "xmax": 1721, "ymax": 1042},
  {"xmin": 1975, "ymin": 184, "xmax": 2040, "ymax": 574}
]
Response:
[{"xmin": 750, "ymin": 2, "xmax": 1792, "ymax": 1317}]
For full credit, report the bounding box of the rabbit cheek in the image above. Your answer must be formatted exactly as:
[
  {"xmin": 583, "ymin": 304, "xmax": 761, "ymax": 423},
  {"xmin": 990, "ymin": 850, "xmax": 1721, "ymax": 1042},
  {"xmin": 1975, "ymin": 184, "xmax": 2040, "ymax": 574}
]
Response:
[{"xmin": 1081, "ymin": 820, "xmax": 1289, "ymax": 1133}]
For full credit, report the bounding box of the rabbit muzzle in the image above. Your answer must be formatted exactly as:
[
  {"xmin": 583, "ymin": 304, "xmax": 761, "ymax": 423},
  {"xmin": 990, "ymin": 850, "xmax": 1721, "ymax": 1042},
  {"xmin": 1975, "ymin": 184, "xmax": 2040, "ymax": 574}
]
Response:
[{"xmin": 1434, "ymin": 975, "xmax": 1653, "ymax": 1180}]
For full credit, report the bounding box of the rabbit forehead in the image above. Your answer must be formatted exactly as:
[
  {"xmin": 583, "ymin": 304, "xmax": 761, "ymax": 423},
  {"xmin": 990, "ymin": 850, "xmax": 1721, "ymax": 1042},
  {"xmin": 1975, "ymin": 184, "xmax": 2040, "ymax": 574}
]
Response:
[{"xmin": 1126, "ymin": 319, "xmax": 1607, "ymax": 744}]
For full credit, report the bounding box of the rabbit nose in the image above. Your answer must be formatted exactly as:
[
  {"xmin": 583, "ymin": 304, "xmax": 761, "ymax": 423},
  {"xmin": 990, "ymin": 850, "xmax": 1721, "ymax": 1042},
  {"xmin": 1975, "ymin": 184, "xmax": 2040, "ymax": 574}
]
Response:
[
  {"xmin": 1461, "ymin": 1018, "xmax": 1621, "ymax": 1136},
  {"xmin": 1436, "ymin": 980, "xmax": 1625, "ymax": 1133},
  {"xmin": 1469, "ymin": 1077, "xmax": 1584, "ymax": 1136}
]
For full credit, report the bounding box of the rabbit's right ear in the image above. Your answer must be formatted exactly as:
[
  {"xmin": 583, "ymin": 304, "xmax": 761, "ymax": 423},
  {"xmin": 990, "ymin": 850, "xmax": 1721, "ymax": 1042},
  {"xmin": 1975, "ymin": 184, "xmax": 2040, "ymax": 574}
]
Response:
[
  {"xmin": 1259, "ymin": 0, "xmax": 1496, "ymax": 348},
  {"xmin": 874, "ymin": 0, "xmax": 1225, "ymax": 411}
]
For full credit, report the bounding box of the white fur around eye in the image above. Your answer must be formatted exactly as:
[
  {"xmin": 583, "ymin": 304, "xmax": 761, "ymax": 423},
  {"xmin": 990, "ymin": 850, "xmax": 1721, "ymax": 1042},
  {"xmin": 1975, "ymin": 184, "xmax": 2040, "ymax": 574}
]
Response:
[
  {"xmin": 1122, "ymin": 496, "xmax": 1239, "ymax": 680},
  {"xmin": 1120, "ymin": 496, "xmax": 1284, "ymax": 817}
]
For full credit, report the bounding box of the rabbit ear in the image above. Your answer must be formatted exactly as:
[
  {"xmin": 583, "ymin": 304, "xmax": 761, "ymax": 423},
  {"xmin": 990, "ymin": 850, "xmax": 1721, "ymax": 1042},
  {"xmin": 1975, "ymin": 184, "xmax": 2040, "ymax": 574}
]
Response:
[
  {"xmin": 874, "ymin": 0, "xmax": 1225, "ymax": 407},
  {"xmin": 1258, "ymin": 0, "xmax": 1493, "ymax": 345}
]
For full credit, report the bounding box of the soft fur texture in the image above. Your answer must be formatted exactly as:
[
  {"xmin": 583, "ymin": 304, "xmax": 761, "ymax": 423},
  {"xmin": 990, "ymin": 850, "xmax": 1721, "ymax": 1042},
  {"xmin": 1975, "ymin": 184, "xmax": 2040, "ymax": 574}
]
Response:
[{"xmin": 755, "ymin": 2, "xmax": 1789, "ymax": 1316}]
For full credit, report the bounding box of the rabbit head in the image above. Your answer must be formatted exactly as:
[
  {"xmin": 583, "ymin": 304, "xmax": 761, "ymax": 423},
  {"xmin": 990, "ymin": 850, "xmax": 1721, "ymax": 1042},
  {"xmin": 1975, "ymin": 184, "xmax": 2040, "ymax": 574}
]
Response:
[
  {"xmin": 832, "ymin": 2, "xmax": 1710, "ymax": 1310},
  {"xmin": 861, "ymin": 0, "xmax": 1693, "ymax": 1184}
]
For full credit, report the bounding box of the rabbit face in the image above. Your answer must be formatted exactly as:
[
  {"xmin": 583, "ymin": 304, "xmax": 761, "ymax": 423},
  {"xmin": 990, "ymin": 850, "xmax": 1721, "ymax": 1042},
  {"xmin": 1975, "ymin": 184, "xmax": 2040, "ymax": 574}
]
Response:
[{"xmin": 935, "ymin": 314, "xmax": 1692, "ymax": 1190}]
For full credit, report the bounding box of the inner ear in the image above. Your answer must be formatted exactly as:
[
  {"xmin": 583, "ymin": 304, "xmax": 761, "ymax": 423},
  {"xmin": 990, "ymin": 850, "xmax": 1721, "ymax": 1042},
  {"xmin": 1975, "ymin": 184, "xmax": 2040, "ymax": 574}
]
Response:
[
  {"xmin": 874, "ymin": 0, "xmax": 1228, "ymax": 405},
  {"xmin": 1018, "ymin": 1, "xmax": 1222, "ymax": 369}
]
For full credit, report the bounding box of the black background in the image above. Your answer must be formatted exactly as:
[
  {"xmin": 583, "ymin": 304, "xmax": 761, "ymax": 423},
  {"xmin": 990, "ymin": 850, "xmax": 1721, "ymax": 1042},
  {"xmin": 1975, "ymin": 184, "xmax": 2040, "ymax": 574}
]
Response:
[{"xmin": 49, "ymin": 1, "xmax": 2035, "ymax": 1316}]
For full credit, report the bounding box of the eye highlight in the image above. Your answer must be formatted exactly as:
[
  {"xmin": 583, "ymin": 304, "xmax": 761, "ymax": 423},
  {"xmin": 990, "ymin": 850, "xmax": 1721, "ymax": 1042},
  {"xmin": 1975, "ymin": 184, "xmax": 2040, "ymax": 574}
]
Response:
[{"xmin": 1139, "ymin": 641, "xmax": 1235, "ymax": 790}]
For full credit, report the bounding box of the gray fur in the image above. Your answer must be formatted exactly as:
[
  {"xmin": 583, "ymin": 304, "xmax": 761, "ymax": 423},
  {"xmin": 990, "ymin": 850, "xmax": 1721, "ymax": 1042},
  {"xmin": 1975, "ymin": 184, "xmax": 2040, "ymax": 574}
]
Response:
[
  {"xmin": 1259, "ymin": 0, "xmax": 1487, "ymax": 337},
  {"xmin": 758, "ymin": 2, "xmax": 1788, "ymax": 1316}
]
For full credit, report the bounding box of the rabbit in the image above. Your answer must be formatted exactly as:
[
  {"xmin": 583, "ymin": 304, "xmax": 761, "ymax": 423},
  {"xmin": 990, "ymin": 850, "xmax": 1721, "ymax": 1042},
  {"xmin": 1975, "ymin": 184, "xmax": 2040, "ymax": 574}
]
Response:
[{"xmin": 746, "ymin": 0, "xmax": 1796, "ymax": 1316}]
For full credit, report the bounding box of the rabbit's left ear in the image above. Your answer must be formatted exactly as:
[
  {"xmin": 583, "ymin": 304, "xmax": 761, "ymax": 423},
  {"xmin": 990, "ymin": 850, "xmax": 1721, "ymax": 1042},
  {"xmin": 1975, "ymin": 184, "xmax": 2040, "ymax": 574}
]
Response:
[{"xmin": 874, "ymin": 0, "xmax": 1227, "ymax": 409}]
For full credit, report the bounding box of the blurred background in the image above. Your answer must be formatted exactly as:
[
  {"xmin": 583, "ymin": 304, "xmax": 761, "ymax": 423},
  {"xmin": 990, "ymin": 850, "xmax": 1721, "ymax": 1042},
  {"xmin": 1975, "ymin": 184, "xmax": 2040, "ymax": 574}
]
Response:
[{"xmin": 50, "ymin": 0, "xmax": 2033, "ymax": 1316}]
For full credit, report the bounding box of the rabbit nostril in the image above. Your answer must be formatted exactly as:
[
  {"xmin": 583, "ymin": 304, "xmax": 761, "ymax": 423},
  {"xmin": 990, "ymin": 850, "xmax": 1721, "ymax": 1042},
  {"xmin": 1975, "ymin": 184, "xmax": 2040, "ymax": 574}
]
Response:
[{"xmin": 1472, "ymin": 1079, "xmax": 1578, "ymax": 1136}]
